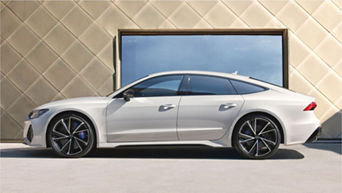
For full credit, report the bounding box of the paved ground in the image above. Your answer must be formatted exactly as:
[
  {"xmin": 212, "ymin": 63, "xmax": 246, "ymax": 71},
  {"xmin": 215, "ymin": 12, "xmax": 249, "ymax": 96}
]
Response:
[{"xmin": 0, "ymin": 143, "xmax": 341, "ymax": 193}]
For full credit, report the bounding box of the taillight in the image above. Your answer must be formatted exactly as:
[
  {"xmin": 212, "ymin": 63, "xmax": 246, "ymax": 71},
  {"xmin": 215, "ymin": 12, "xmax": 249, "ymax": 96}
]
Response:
[{"xmin": 304, "ymin": 102, "xmax": 317, "ymax": 111}]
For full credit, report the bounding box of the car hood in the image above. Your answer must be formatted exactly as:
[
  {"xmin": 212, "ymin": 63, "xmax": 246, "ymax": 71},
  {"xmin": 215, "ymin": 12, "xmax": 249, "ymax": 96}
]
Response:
[{"xmin": 36, "ymin": 97, "xmax": 111, "ymax": 109}]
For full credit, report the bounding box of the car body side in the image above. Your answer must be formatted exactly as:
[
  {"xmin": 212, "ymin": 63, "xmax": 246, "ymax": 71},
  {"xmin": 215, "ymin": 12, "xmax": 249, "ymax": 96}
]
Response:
[{"xmin": 23, "ymin": 71, "xmax": 320, "ymax": 148}]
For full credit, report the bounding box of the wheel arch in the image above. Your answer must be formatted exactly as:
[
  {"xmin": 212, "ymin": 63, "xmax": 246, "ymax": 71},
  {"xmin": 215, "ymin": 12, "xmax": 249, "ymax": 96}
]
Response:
[
  {"xmin": 231, "ymin": 111, "xmax": 285, "ymax": 145},
  {"xmin": 45, "ymin": 110, "xmax": 98, "ymax": 148}
]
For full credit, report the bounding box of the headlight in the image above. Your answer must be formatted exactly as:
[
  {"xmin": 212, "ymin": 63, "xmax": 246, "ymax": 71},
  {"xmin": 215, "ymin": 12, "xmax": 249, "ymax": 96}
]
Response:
[{"xmin": 28, "ymin": 109, "xmax": 49, "ymax": 119}]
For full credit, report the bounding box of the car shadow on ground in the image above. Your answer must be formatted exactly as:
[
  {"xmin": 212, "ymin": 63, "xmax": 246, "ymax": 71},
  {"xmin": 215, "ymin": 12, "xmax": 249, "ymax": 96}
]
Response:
[
  {"xmin": 0, "ymin": 145, "xmax": 304, "ymax": 160},
  {"xmin": 304, "ymin": 142, "xmax": 341, "ymax": 155}
]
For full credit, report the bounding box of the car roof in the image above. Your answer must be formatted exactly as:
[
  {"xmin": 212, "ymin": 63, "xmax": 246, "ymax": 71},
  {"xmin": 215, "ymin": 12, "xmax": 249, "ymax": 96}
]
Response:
[
  {"xmin": 147, "ymin": 71, "xmax": 289, "ymax": 93},
  {"xmin": 148, "ymin": 71, "xmax": 250, "ymax": 81}
]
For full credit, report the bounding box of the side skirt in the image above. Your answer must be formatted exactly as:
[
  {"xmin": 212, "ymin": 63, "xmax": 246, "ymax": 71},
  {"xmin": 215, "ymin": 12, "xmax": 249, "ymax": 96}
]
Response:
[{"xmin": 98, "ymin": 140, "xmax": 227, "ymax": 148}]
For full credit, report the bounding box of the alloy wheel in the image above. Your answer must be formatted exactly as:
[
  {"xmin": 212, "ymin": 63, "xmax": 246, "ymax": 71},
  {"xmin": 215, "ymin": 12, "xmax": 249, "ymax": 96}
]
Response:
[
  {"xmin": 49, "ymin": 115, "xmax": 94, "ymax": 157},
  {"xmin": 237, "ymin": 117, "xmax": 279, "ymax": 158}
]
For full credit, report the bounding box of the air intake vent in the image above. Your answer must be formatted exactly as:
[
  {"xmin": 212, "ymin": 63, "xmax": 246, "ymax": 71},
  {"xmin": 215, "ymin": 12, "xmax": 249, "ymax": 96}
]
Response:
[{"xmin": 27, "ymin": 125, "xmax": 33, "ymax": 142}]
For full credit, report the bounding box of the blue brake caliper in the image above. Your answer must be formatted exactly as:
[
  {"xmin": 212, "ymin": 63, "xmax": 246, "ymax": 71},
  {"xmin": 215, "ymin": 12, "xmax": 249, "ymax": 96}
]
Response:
[
  {"xmin": 79, "ymin": 131, "xmax": 86, "ymax": 140},
  {"xmin": 74, "ymin": 121, "xmax": 86, "ymax": 140}
]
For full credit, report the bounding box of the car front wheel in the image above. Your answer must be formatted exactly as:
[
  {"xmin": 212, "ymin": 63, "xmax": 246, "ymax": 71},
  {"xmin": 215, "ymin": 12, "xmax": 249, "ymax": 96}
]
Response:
[
  {"xmin": 233, "ymin": 115, "xmax": 281, "ymax": 159},
  {"xmin": 47, "ymin": 113, "xmax": 95, "ymax": 158}
]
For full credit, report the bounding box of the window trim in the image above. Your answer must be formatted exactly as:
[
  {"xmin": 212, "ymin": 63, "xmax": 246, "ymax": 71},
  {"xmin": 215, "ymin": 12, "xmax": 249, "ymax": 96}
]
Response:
[
  {"xmin": 117, "ymin": 29, "xmax": 288, "ymax": 90},
  {"xmin": 115, "ymin": 73, "xmax": 269, "ymax": 98}
]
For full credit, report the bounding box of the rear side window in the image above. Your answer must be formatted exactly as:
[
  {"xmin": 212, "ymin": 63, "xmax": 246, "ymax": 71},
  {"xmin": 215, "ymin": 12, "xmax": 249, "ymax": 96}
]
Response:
[
  {"xmin": 186, "ymin": 75, "xmax": 236, "ymax": 95},
  {"xmin": 230, "ymin": 79, "xmax": 266, "ymax": 94}
]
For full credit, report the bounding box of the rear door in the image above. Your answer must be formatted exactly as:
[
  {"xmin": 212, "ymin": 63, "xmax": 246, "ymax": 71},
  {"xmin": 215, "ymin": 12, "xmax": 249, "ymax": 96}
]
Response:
[{"xmin": 177, "ymin": 75, "xmax": 244, "ymax": 140}]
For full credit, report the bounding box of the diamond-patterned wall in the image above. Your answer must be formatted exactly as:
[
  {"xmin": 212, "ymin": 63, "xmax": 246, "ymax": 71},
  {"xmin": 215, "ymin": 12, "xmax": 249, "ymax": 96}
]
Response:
[{"xmin": 1, "ymin": 0, "xmax": 341, "ymax": 140}]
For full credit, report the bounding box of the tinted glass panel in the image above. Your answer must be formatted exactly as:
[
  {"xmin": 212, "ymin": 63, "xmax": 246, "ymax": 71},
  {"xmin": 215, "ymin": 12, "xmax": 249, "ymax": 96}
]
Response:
[
  {"xmin": 121, "ymin": 35, "xmax": 283, "ymax": 86},
  {"xmin": 187, "ymin": 75, "xmax": 236, "ymax": 95},
  {"xmin": 131, "ymin": 75, "xmax": 183, "ymax": 97},
  {"xmin": 230, "ymin": 80, "xmax": 266, "ymax": 94}
]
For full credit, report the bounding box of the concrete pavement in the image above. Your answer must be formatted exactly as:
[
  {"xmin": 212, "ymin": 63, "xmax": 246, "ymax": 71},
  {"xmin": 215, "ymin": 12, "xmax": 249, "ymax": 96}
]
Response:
[{"xmin": 0, "ymin": 143, "xmax": 341, "ymax": 193}]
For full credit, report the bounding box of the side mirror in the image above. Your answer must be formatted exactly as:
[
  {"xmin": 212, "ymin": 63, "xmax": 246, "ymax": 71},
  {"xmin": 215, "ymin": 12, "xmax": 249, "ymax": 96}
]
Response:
[{"xmin": 123, "ymin": 89, "xmax": 134, "ymax": 101}]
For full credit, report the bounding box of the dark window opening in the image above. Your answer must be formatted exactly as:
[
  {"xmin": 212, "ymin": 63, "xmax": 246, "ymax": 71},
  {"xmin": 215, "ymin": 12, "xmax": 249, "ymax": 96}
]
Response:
[{"xmin": 119, "ymin": 29, "xmax": 288, "ymax": 88}]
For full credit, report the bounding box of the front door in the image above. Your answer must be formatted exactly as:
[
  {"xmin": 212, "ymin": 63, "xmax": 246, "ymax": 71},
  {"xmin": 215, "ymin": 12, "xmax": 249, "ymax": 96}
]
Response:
[{"xmin": 106, "ymin": 75, "xmax": 184, "ymax": 142}]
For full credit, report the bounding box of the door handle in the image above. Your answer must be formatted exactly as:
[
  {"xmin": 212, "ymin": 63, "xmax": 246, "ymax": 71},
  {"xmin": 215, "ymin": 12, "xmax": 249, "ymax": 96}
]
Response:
[
  {"xmin": 160, "ymin": 104, "xmax": 176, "ymax": 110},
  {"xmin": 221, "ymin": 103, "xmax": 237, "ymax": 109}
]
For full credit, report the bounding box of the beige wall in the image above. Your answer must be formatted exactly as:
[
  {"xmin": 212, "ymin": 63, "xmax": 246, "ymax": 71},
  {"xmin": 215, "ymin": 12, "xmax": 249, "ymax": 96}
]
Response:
[{"xmin": 1, "ymin": 0, "xmax": 341, "ymax": 140}]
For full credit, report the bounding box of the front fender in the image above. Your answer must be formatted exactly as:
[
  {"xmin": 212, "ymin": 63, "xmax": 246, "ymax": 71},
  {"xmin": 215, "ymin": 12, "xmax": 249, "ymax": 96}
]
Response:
[{"xmin": 42, "ymin": 107, "xmax": 105, "ymax": 148}]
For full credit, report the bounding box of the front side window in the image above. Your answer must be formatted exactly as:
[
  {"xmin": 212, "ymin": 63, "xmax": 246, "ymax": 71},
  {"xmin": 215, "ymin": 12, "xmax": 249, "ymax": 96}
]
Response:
[
  {"xmin": 129, "ymin": 75, "xmax": 183, "ymax": 97},
  {"xmin": 186, "ymin": 75, "xmax": 236, "ymax": 95},
  {"xmin": 230, "ymin": 79, "xmax": 266, "ymax": 94}
]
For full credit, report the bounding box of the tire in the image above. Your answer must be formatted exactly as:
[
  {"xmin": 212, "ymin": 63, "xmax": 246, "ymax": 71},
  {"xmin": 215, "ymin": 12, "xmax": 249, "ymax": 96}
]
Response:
[
  {"xmin": 47, "ymin": 113, "xmax": 95, "ymax": 158},
  {"xmin": 232, "ymin": 114, "xmax": 281, "ymax": 159}
]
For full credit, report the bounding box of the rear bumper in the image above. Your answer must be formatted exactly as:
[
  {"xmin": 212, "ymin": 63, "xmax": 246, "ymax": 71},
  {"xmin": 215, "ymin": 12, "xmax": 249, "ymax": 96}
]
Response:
[{"xmin": 305, "ymin": 127, "xmax": 322, "ymax": 143}]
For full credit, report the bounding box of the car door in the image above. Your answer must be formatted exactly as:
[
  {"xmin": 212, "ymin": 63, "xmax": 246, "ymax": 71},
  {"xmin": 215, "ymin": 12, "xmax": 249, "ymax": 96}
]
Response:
[
  {"xmin": 106, "ymin": 75, "xmax": 183, "ymax": 142},
  {"xmin": 177, "ymin": 75, "xmax": 244, "ymax": 140}
]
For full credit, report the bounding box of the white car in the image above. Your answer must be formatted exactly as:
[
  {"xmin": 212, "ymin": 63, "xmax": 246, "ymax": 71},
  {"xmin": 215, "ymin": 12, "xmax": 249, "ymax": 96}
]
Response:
[{"xmin": 23, "ymin": 71, "xmax": 321, "ymax": 159}]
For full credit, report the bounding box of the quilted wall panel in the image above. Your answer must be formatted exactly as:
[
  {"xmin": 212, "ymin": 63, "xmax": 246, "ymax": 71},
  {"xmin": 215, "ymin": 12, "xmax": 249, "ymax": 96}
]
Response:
[{"xmin": 1, "ymin": 0, "xmax": 341, "ymax": 140}]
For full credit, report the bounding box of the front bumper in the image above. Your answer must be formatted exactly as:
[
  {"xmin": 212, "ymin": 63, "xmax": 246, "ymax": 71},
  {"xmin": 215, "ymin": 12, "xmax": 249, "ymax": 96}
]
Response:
[
  {"xmin": 23, "ymin": 124, "xmax": 33, "ymax": 145},
  {"xmin": 305, "ymin": 127, "xmax": 322, "ymax": 143},
  {"xmin": 23, "ymin": 116, "xmax": 49, "ymax": 147}
]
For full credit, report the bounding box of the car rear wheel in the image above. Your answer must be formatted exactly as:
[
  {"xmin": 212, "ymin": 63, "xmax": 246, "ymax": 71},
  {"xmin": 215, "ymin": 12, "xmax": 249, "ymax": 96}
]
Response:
[
  {"xmin": 47, "ymin": 113, "xmax": 95, "ymax": 158},
  {"xmin": 233, "ymin": 115, "xmax": 281, "ymax": 159}
]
